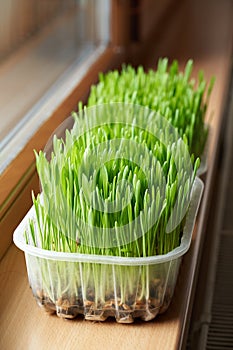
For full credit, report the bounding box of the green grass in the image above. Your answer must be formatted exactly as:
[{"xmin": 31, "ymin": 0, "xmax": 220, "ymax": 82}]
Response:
[
  {"xmin": 87, "ymin": 58, "xmax": 214, "ymax": 158},
  {"xmin": 26, "ymin": 103, "xmax": 199, "ymax": 257}
]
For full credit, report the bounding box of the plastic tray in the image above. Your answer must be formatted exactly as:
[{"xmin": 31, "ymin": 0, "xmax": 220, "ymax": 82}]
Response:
[{"xmin": 13, "ymin": 178, "xmax": 204, "ymax": 323}]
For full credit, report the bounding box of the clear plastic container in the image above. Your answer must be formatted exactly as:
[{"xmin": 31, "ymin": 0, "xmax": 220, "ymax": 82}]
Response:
[
  {"xmin": 13, "ymin": 178, "xmax": 203, "ymax": 323},
  {"xmin": 196, "ymin": 124, "xmax": 210, "ymax": 177}
]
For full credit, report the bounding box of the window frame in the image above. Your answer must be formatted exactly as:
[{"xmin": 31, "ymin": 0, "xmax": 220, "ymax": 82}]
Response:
[
  {"xmin": 0, "ymin": 46, "xmax": 128, "ymax": 259},
  {"xmin": 0, "ymin": 0, "xmax": 138, "ymax": 259}
]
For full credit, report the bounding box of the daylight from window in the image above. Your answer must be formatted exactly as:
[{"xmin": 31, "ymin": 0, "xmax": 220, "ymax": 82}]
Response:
[{"xmin": 0, "ymin": 0, "xmax": 110, "ymax": 173}]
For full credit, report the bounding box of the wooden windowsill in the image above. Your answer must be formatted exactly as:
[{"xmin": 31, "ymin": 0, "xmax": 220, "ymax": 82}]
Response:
[{"xmin": 0, "ymin": 0, "xmax": 232, "ymax": 349}]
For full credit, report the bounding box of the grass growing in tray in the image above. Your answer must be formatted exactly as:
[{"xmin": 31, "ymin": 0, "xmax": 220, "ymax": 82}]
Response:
[
  {"xmin": 22, "ymin": 59, "xmax": 211, "ymax": 320},
  {"xmin": 87, "ymin": 58, "xmax": 214, "ymax": 158},
  {"xmin": 25, "ymin": 58, "xmax": 213, "ymax": 257},
  {"xmin": 26, "ymin": 105, "xmax": 200, "ymax": 257}
]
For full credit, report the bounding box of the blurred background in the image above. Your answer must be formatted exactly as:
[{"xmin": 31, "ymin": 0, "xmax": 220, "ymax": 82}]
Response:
[{"xmin": 0, "ymin": 0, "xmax": 109, "ymax": 172}]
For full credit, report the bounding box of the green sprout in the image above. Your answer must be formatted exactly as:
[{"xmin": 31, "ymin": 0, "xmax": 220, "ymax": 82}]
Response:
[
  {"xmin": 26, "ymin": 105, "xmax": 199, "ymax": 257},
  {"xmin": 87, "ymin": 58, "xmax": 215, "ymax": 158}
]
